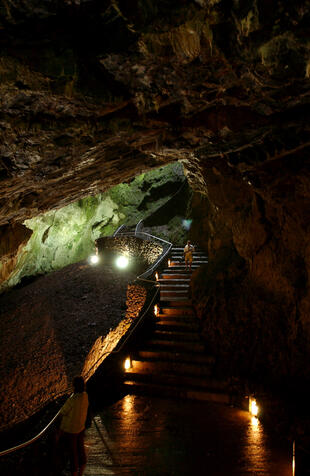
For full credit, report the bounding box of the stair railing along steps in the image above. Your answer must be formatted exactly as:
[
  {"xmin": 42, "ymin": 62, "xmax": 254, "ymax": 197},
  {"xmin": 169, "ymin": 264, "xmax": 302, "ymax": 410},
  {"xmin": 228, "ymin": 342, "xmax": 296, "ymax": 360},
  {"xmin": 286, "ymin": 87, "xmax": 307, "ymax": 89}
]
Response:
[{"xmin": 123, "ymin": 246, "xmax": 230, "ymax": 403}]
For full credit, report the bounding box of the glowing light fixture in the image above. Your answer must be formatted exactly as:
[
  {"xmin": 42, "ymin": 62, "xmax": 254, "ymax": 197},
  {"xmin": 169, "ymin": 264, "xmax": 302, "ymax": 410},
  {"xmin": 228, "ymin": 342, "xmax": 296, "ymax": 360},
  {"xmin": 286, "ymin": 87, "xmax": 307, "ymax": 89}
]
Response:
[
  {"xmin": 249, "ymin": 396, "xmax": 259, "ymax": 417},
  {"xmin": 154, "ymin": 304, "xmax": 159, "ymax": 317},
  {"xmin": 168, "ymin": 259, "xmax": 171, "ymax": 267},
  {"xmin": 155, "ymin": 272, "xmax": 159, "ymax": 281},
  {"xmin": 124, "ymin": 357, "xmax": 132, "ymax": 370},
  {"xmin": 116, "ymin": 255, "xmax": 129, "ymax": 269},
  {"xmin": 292, "ymin": 440, "xmax": 295, "ymax": 476},
  {"xmin": 89, "ymin": 254, "xmax": 99, "ymax": 265}
]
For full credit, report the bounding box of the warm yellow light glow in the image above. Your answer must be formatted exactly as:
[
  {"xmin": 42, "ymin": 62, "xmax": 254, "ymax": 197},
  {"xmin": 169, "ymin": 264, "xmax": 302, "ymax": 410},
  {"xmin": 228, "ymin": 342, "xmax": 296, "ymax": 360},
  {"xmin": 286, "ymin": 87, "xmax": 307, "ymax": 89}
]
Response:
[
  {"xmin": 168, "ymin": 259, "xmax": 171, "ymax": 267},
  {"xmin": 155, "ymin": 272, "xmax": 159, "ymax": 281},
  {"xmin": 116, "ymin": 255, "xmax": 129, "ymax": 269},
  {"xmin": 154, "ymin": 304, "xmax": 159, "ymax": 316},
  {"xmin": 249, "ymin": 397, "xmax": 259, "ymax": 417},
  {"xmin": 124, "ymin": 357, "xmax": 131, "ymax": 370},
  {"xmin": 90, "ymin": 254, "xmax": 99, "ymax": 265},
  {"xmin": 292, "ymin": 440, "xmax": 295, "ymax": 476},
  {"xmin": 251, "ymin": 416, "xmax": 259, "ymax": 427}
]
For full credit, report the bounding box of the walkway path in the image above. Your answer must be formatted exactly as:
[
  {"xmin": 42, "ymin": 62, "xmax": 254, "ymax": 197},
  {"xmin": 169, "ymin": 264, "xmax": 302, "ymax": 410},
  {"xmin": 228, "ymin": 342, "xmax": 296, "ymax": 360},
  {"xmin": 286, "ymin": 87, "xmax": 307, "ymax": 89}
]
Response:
[
  {"xmin": 84, "ymin": 394, "xmax": 292, "ymax": 475},
  {"xmin": 123, "ymin": 246, "xmax": 229, "ymax": 402},
  {"xmin": 83, "ymin": 247, "xmax": 292, "ymax": 475}
]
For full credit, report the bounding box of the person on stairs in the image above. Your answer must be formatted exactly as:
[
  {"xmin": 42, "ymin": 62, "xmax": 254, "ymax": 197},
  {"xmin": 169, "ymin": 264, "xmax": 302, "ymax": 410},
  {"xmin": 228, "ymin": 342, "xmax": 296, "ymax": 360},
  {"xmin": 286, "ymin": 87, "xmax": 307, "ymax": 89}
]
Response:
[
  {"xmin": 58, "ymin": 375, "xmax": 89, "ymax": 476},
  {"xmin": 183, "ymin": 240, "xmax": 195, "ymax": 272}
]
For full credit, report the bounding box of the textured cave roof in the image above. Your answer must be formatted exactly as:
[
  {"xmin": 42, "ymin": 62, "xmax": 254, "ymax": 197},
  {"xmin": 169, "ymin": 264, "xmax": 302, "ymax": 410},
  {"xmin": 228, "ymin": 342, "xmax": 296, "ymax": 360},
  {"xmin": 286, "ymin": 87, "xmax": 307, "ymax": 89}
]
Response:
[{"xmin": 0, "ymin": 0, "xmax": 309, "ymax": 226}]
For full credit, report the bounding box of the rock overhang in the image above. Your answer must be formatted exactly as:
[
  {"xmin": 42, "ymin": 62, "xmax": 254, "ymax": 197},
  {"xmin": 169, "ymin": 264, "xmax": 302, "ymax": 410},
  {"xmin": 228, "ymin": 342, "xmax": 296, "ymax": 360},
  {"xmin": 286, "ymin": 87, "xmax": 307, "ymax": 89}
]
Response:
[{"xmin": 0, "ymin": 1, "xmax": 308, "ymax": 228}]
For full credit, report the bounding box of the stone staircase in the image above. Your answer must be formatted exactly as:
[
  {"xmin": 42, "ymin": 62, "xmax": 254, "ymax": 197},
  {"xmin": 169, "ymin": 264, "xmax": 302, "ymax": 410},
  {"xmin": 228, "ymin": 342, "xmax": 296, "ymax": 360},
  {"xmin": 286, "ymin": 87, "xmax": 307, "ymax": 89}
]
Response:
[{"xmin": 123, "ymin": 246, "xmax": 230, "ymax": 403}]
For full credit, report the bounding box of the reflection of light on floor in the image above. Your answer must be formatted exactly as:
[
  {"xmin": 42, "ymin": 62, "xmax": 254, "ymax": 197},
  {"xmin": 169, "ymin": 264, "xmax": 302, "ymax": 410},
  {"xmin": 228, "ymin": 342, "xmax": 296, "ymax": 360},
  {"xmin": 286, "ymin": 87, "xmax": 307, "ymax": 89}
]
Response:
[
  {"xmin": 122, "ymin": 394, "xmax": 135, "ymax": 414},
  {"xmin": 244, "ymin": 414, "xmax": 268, "ymax": 472},
  {"xmin": 251, "ymin": 416, "xmax": 259, "ymax": 427},
  {"xmin": 292, "ymin": 440, "xmax": 295, "ymax": 476}
]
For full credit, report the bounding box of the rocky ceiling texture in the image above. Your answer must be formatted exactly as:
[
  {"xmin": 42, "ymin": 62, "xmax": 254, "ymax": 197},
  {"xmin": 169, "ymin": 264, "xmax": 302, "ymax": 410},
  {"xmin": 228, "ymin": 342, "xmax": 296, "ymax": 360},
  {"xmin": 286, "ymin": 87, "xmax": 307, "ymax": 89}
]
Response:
[{"xmin": 0, "ymin": 1, "xmax": 310, "ymax": 382}]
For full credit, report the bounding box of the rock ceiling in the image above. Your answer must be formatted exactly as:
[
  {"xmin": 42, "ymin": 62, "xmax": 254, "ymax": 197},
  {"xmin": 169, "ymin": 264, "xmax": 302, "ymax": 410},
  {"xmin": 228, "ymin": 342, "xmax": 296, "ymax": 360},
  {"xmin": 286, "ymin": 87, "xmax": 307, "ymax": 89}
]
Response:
[{"xmin": 0, "ymin": 0, "xmax": 309, "ymax": 228}]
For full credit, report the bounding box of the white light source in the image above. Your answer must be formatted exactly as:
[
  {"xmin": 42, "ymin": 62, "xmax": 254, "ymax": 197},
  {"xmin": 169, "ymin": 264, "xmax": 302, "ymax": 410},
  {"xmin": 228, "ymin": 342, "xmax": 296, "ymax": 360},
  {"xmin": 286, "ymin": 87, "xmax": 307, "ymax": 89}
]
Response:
[
  {"xmin": 124, "ymin": 357, "xmax": 131, "ymax": 370},
  {"xmin": 249, "ymin": 397, "xmax": 259, "ymax": 417},
  {"xmin": 154, "ymin": 304, "xmax": 159, "ymax": 317},
  {"xmin": 155, "ymin": 272, "xmax": 159, "ymax": 281},
  {"xmin": 116, "ymin": 256, "xmax": 129, "ymax": 269},
  {"xmin": 90, "ymin": 255, "xmax": 99, "ymax": 265}
]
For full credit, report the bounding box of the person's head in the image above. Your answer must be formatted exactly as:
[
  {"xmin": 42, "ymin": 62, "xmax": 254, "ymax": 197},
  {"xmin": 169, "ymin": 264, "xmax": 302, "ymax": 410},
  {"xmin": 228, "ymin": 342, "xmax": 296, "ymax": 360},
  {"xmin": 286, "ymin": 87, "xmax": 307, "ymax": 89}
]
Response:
[
  {"xmin": 73, "ymin": 376, "xmax": 85, "ymax": 393},
  {"xmin": 187, "ymin": 240, "xmax": 191, "ymax": 245}
]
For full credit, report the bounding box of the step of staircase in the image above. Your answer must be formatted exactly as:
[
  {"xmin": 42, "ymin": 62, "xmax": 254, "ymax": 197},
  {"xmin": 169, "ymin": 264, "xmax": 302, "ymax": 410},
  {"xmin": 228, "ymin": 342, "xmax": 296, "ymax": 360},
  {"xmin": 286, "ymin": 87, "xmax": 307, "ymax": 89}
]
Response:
[
  {"xmin": 155, "ymin": 320, "xmax": 200, "ymax": 332},
  {"xmin": 159, "ymin": 283, "xmax": 190, "ymax": 290},
  {"xmin": 128, "ymin": 359, "xmax": 213, "ymax": 377},
  {"xmin": 135, "ymin": 349, "xmax": 213, "ymax": 364},
  {"xmin": 161, "ymin": 272, "xmax": 192, "ymax": 279},
  {"xmin": 170, "ymin": 259, "xmax": 208, "ymax": 265},
  {"xmin": 121, "ymin": 244, "xmax": 220, "ymax": 404},
  {"xmin": 157, "ymin": 315, "xmax": 197, "ymax": 325},
  {"xmin": 171, "ymin": 247, "xmax": 206, "ymax": 252},
  {"xmin": 159, "ymin": 306, "xmax": 194, "ymax": 316},
  {"xmin": 160, "ymin": 289, "xmax": 189, "ymax": 294},
  {"xmin": 164, "ymin": 265, "xmax": 200, "ymax": 271},
  {"xmin": 144, "ymin": 339, "xmax": 205, "ymax": 353},
  {"xmin": 158, "ymin": 278, "xmax": 190, "ymax": 284},
  {"xmin": 160, "ymin": 297, "xmax": 192, "ymax": 303},
  {"xmin": 125, "ymin": 369, "xmax": 227, "ymax": 391},
  {"xmin": 171, "ymin": 251, "xmax": 207, "ymax": 255},
  {"xmin": 123, "ymin": 380, "xmax": 229, "ymax": 404},
  {"xmin": 160, "ymin": 291, "xmax": 189, "ymax": 299},
  {"xmin": 153, "ymin": 329, "xmax": 201, "ymax": 342}
]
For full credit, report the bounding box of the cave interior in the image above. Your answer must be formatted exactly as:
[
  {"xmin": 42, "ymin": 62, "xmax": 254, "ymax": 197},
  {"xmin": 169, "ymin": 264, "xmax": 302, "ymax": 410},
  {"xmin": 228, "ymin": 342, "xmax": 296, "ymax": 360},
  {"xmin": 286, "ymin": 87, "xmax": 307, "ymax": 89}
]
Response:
[{"xmin": 0, "ymin": 0, "xmax": 310, "ymax": 449}]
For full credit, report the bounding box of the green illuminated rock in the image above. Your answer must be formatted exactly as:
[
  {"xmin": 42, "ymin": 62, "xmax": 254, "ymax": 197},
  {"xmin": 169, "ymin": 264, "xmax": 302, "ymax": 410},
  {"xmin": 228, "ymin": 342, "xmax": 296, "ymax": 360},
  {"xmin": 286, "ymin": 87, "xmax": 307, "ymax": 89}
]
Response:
[{"xmin": 1, "ymin": 162, "xmax": 186, "ymax": 291}]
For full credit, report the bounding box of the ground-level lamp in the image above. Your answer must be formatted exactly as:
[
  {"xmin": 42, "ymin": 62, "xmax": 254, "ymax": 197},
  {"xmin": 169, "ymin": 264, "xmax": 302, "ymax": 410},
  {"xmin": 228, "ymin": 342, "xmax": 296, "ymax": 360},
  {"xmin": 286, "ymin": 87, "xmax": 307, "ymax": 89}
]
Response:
[
  {"xmin": 168, "ymin": 259, "xmax": 171, "ymax": 267},
  {"xmin": 89, "ymin": 254, "xmax": 99, "ymax": 265},
  {"xmin": 154, "ymin": 304, "xmax": 160, "ymax": 317},
  {"xmin": 124, "ymin": 356, "xmax": 132, "ymax": 370},
  {"xmin": 116, "ymin": 255, "xmax": 129, "ymax": 269},
  {"xmin": 155, "ymin": 271, "xmax": 159, "ymax": 281},
  {"xmin": 249, "ymin": 396, "xmax": 259, "ymax": 417}
]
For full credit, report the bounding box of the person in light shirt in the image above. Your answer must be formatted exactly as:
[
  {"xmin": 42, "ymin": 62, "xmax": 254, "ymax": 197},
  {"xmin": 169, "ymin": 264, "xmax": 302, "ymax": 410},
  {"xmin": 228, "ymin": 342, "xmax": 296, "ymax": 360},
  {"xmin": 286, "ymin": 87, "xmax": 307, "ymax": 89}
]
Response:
[
  {"xmin": 183, "ymin": 240, "xmax": 195, "ymax": 272},
  {"xmin": 59, "ymin": 376, "xmax": 89, "ymax": 476}
]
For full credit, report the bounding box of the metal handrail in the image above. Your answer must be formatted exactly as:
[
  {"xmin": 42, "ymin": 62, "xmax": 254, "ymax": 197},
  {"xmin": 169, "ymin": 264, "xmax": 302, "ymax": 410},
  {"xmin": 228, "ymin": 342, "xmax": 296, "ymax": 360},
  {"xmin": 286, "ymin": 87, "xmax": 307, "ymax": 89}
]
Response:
[
  {"xmin": 113, "ymin": 224, "xmax": 125, "ymax": 236},
  {"xmin": 0, "ymin": 227, "xmax": 170, "ymax": 458},
  {"xmin": 0, "ymin": 408, "xmax": 63, "ymax": 457},
  {"xmin": 135, "ymin": 219, "xmax": 143, "ymax": 235},
  {"xmin": 135, "ymin": 229, "xmax": 172, "ymax": 281},
  {"xmin": 113, "ymin": 220, "xmax": 173, "ymax": 282}
]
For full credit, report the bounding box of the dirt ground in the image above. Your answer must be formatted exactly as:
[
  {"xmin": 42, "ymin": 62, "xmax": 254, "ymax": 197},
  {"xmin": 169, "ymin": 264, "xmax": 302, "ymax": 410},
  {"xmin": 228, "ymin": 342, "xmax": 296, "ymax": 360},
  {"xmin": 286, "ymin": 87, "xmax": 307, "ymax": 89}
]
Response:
[{"xmin": 0, "ymin": 259, "xmax": 137, "ymax": 434}]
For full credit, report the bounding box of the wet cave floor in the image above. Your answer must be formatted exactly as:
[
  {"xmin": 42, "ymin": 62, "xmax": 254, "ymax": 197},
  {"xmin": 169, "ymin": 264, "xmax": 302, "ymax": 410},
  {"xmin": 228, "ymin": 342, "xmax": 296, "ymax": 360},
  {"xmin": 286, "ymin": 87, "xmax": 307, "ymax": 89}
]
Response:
[{"xmin": 84, "ymin": 394, "xmax": 292, "ymax": 476}]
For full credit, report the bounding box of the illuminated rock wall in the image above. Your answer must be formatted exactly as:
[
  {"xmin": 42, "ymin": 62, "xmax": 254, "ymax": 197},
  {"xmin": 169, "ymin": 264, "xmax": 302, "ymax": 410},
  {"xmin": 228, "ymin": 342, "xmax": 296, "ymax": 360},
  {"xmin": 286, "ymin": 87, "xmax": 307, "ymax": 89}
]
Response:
[
  {"xmin": 96, "ymin": 235, "xmax": 163, "ymax": 270},
  {"xmin": 0, "ymin": 261, "xmax": 147, "ymax": 431},
  {"xmin": 0, "ymin": 162, "xmax": 184, "ymax": 292}
]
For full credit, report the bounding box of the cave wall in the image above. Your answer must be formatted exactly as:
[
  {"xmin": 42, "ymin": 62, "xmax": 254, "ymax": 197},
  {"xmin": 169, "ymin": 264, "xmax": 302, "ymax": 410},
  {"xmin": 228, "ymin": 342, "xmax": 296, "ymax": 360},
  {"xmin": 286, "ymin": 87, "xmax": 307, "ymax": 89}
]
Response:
[{"xmin": 190, "ymin": 150, "xmax": 310, "ymax": 387}]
